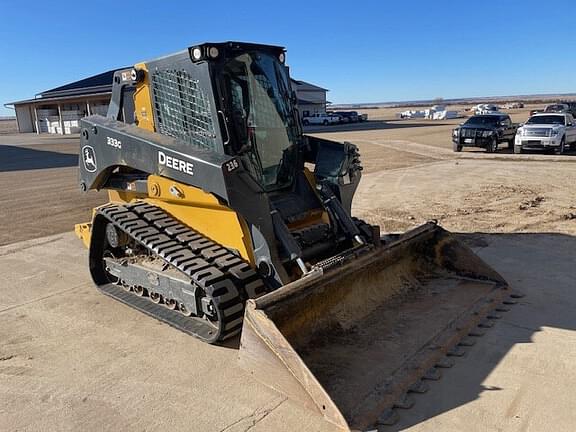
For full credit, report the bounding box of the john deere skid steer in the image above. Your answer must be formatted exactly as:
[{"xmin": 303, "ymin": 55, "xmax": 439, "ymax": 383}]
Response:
[{"xmin": 76, "ymin": 42, "xmax": 514, "ymax": 430}]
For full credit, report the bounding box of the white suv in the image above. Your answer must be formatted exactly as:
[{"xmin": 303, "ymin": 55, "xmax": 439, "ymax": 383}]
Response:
[{"xmin": 515, "ymin": 113, "xmax": 576, "ymax": 154}]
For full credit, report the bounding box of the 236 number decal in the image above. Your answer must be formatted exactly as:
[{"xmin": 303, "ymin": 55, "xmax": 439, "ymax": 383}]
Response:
[{"xmin": 225, "ymin": 159, "xmax": 240, "ymax": 172}]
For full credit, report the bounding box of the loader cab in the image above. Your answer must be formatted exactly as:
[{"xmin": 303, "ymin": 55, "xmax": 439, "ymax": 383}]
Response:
[
  {"xmin": 188, "ymin": 43, "xmax": 366, "ymax": 267},
  {"xmin": 190, "ymin": 42, "xmax": 303, "ymax": 193}
]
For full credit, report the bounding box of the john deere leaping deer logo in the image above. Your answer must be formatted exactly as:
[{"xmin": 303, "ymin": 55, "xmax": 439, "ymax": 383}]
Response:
[{"xmin": 82, "ymin": 146, "xmax": 97, "ymax": 173}]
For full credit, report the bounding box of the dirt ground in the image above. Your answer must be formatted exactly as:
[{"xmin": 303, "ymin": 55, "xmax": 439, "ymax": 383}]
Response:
[
  {"xmin": 314, "ymin": 103, "xmax": 574, "ymax": 153},
  {"xmin": 1, "ymin": 115, "xmax": 576, "ymax": 431},
  {"xmin": 309, "ymin": 104, "xmax": 576, "ymax": 236},
  {"xmin": 0, "ymin": 134, "xmax": 107, "ymax": 246},
  {"xmin": 2, "ymin": 103, "xmax": 573, "ymax": 246},
  {"xmin": 0, "ymin": 119, "xmax": 18, "ymax": 135},
  {"xmin": 355, "ymin": 159, "xmax": 576, "ymax": 234}
]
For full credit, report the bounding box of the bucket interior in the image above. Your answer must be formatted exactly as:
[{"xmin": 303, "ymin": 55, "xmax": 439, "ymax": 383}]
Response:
[{"xmin": 252, "ymin": 226, "xmax": 508, "ymax": 429}]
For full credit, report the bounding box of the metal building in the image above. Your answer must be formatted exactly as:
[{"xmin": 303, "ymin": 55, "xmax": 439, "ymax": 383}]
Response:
[{"xmin": 291, "ymin": 80, "xmax": 330, "ymax": 117}]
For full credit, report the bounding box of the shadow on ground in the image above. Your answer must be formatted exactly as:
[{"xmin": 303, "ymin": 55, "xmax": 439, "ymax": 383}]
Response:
[
  {"xmin": 304, "ymin": 120, "xmax": 452, "ymax": 134},
  {"xmin": 0, "ymin": 145, "xmax": 78, "ymax": 171},
  {"xmin": 459, "ymin": 145, "xmax": 576, "ymax": 156},
  {"xmin": 386, "ymin": 231, "xmax": 576, "ymax": 431}
]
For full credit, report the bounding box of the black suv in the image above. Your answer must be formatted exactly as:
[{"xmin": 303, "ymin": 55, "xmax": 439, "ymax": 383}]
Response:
[
  {"xmin": 544, "ymin": 103, "xmax": 570, "ymax": 114},
  {"xmin": 452, "ymin": 114, "xmax": 518, "ymax": 152},
  {"xmin": 334, "ymin": 111, "xmax": 359, "ymax": 123},
  {"xmin": 560, "ymin": 101, "xmax": 576, "ymax": 117}
]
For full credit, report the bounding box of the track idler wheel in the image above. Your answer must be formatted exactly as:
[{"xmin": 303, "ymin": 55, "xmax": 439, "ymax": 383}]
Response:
[
  {"xmin": 164, "ymin": 298, "xmax": 177, "ymax": 310},
  {"xmin": 149, "ymin": 292, "xmax": 162, "ymax": 304},
  {"xmin": 102, "ymin": 251, "xmax": 120, "ymax": 285},
  {"xmin": 133, "ymin": 286, "xmax": 146, "ymax": 297},
  {"xmin": 179, "ymin": 303, "xmax": 193, "ymax": 317}
]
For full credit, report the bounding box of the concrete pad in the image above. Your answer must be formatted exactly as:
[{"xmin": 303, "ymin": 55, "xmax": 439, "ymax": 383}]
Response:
[
  {"xmin": 1, "ymin": 231, "xmax": 575, "ymax": 431},
  {"xmin": 0, "ymin": 234, "xmax": 335, "ymax": 432},
  {"xmin": 394, "ymin": 232, "xmax": 576, "ymax": 432}
]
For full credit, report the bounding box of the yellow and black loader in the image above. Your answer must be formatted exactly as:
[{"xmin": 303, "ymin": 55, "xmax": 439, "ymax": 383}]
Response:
[{"xmin": 76, "ymin": 42, "xmax": 516, "ymax": 430}]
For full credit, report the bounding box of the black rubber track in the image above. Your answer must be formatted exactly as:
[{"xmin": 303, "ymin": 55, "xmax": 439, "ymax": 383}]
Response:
[{"xmin": 92, "ymin": 201, "xmax": 266, "ymax": 343}]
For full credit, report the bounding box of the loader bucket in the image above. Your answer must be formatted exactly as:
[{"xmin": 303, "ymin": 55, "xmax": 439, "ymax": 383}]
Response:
[{"xmin": 239, "ymin": 222, "xmax": 510, "ymax": 431}]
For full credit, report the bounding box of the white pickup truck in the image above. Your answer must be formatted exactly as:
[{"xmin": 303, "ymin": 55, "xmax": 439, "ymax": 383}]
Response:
[
  {"xmin": 515, "ymin": 112, "xmax": 576, "ymax": 154},
  {"xmin": 302, "ymin": 113, "xmax": 340, "ymax": 126}
]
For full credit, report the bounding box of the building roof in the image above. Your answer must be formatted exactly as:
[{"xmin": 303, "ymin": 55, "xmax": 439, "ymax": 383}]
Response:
[
  {"xmin": 7, "ymin": 69, "xmax": 327, "ymax": 107},
  {"xmin": 5, "ymin": 68, "xmax": 123, "ymax": 106},
  {"xmin": 6, "ymin": 92, "xmax": 114, "ymax": 106},
  {"xmin": 38, "ymin": 68, "xmax": 123, "ymax": 99},
  {"xmin": 290, "ymin": 79, "xmax": 329, "ymax": 92},
  {"xmin": 297, "ymin": 98, "xmax": 323, "ymax": 106}
]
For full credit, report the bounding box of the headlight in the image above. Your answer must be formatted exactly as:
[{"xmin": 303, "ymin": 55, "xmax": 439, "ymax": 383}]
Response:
[
  {"xmin": 517, "ymin": 128, "xmax": 524, "ymax": 136},
  {"xmin": 208, "ymin": 46, "xmax": 219, "ymax": 59},
  {"xmin": 550, "ymin": 128, "xmax": 560, "ymax": 136},
  {"xmin": 482, "ymin": 130, "xmax": 493, "ymax": 137},
  {"xmin": 452, "ymin": 129, "xmax": 459, "ymax": 137},
  {"xmin": 191, "ymin": 47, "xmax": 202, "ymax": 61}
]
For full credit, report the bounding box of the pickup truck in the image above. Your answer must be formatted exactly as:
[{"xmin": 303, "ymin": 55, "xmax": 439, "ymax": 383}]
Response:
[
  {"xmin": 514, "ymin": 112, "xmax": 576, "ymax": 154},
  {"xmin": 302, "ymin": 113, "xmax": 340, "ymax": 126},
  {"xmin": 544, "ymin": 103, "xmax": 570, "ymax": 114},
  {"xmin": 452, "ymin": 114, "xmax": 518, "ymax": 152}
]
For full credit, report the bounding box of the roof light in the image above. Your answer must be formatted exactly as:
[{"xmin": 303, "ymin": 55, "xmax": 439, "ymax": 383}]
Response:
[
  {"xmin": 191, "ymin": 47, "xmax": 202, "ymax": 61},
  {"xmin": 279, "ymin": 52, "xmax": 285, "ymax": 63},
  {"xmin": 208, "ymin": 46, "xmax": 219, "ymax": 58}
]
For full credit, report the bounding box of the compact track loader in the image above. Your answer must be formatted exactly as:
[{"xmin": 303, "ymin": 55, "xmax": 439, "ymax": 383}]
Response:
[{"xmin": 76, "ymin": 42, "xmax": 514, "ymax": 430}]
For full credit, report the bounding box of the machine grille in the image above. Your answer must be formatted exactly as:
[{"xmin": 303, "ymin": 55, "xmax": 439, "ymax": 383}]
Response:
[{"xmin": 151, "ymin": 69, "xmax": 218, "ymax": 151}]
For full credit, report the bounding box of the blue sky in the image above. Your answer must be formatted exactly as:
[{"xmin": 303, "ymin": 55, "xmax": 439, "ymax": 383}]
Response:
[{"xmin": 1, "ymin": 0, "xmax": 575, "ymax": 115}]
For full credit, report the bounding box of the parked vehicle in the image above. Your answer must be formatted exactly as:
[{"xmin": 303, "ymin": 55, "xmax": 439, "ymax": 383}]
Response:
[
  {"xmin": 333, "ymin": 111, "xmax": 359, "ymax": 123},
  {"xmin": 559, "ymin": 101, "xmax": 576, "ymax": 116},
  {"xmin": 530, "ymin": 109, "xmax": 543, "ymax": 117},
  {"xmin": 514, "ymin": 113, "xmax": 576, "ymax": 154},
  {"xmin": 358, "ymin": 112, "xmax": 368, "ymax": 122},
  {"xmin": 349, "ymin": 111, "xmax": 363, "ymax": 122},
  {"xmin": 326, "ymin": 112, "xmax": 344, "ymax": 123},
  {"xmin": 474, "ymin": 104, "xmax": 500, "ymax": 115},
  {"xmin": 503, "ymin": 102, "xmax": 524, "ymax": 109},
  {"xmin": 327, "ymin": 111, "xmax": 349, "ymax": 123},
  {"xmin": 544, "ymin": 103, "xmax": 570, "ymax": 114},
  {"xmin": 452, "ymin": 114, "xmax": 518, "ymax": 152},
  {"xmin": 302, "ymin": 112, "xmax": 340, "ymax": 126}
]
